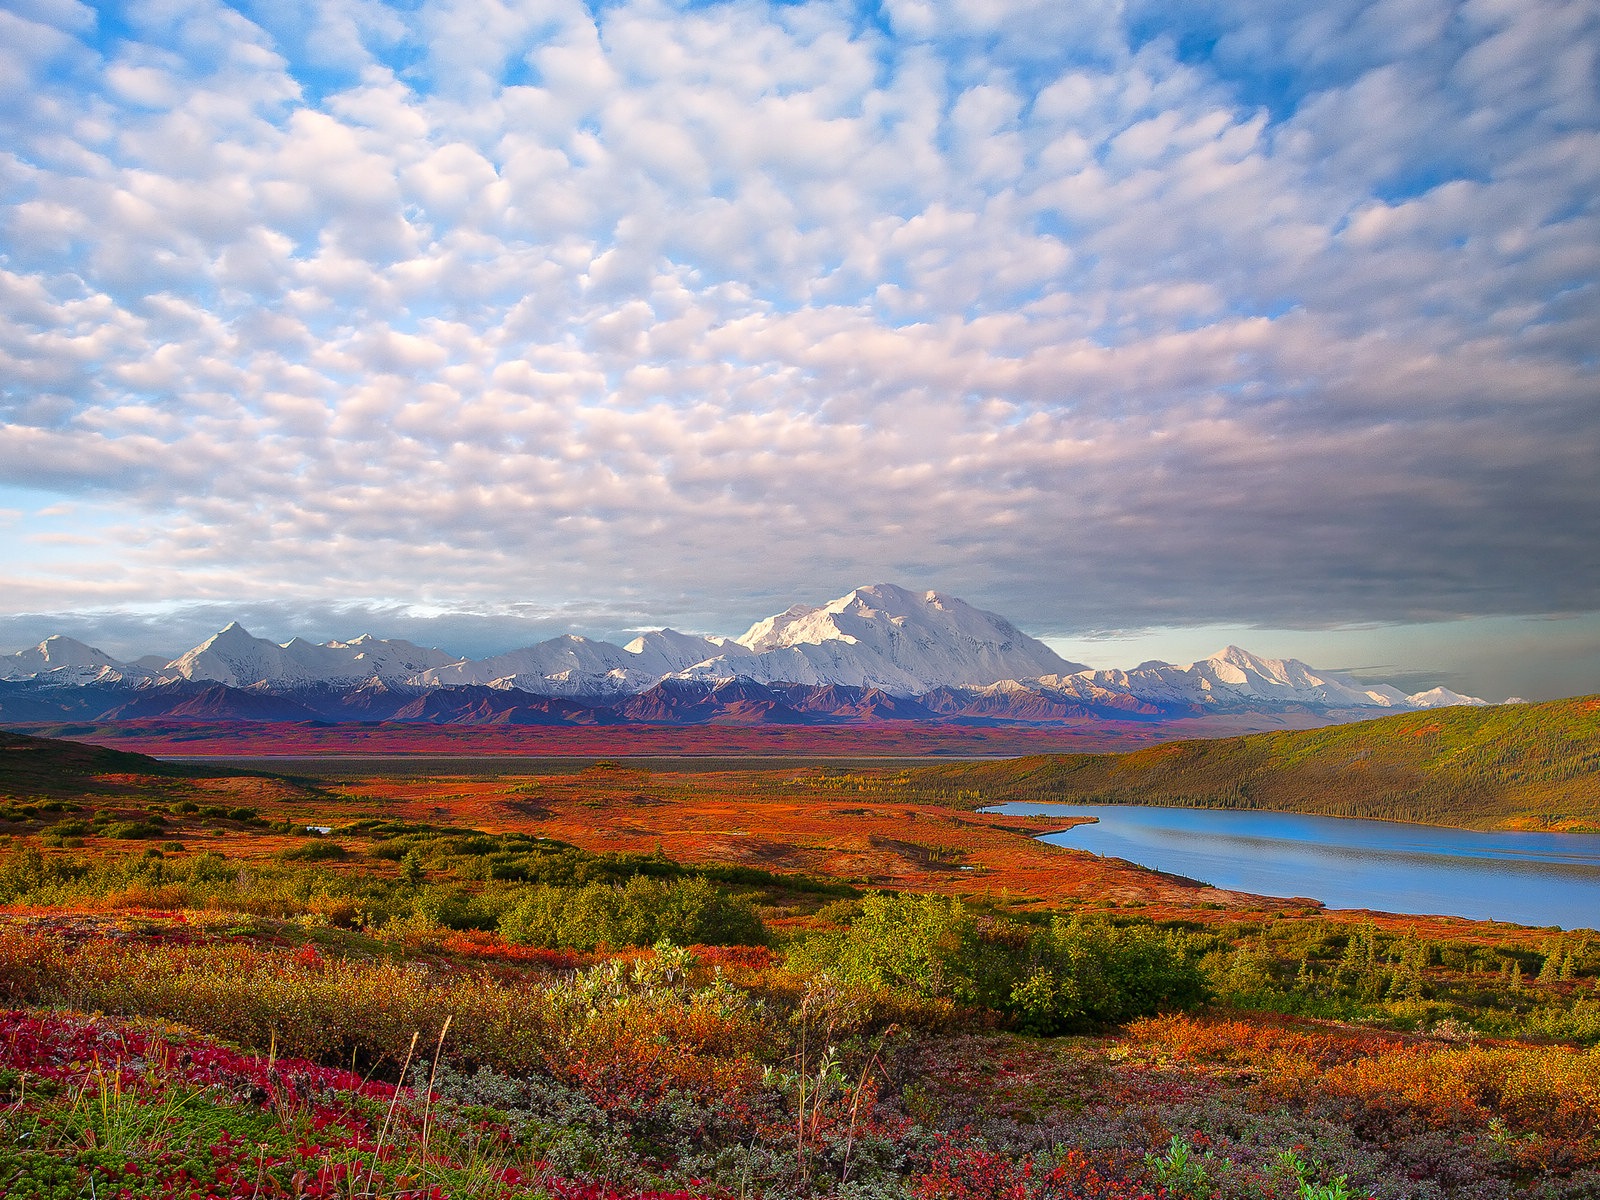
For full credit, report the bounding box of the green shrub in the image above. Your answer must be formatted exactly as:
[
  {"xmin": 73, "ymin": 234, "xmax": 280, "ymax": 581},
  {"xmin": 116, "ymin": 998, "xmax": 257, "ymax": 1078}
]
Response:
[
  {"xmin": 400, "ymin": 849, "xmax": 426, "ymax": 887},
  {"xmin": 788, "ymin": 892, "xmax": 1018, "ymax": 1009},
  {"xmin": 1013, "ymin": 917, "xmax": 1209, "ymax": 1031},
  {"xmin": 0, "ymin": 846, "xmax": 88, "ymax": 899},
  {"xmin": 788, "ymin": 892, "xmax": 1206, "ymax": 1030},
  {"xmin": 499, "ymin": 876, "xmax": 766, "ymax": 949}
]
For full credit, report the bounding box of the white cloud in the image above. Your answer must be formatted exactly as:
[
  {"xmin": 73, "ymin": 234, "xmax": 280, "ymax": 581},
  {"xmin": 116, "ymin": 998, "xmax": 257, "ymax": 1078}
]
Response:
[{"xmin": 0, "ymin": 0, "xmax": 1594, "ymax": 679}]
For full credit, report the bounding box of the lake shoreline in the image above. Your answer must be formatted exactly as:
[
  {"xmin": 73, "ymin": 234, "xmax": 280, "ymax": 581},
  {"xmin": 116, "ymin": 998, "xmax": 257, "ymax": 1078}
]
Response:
[
  {"xmin": 985, "ymin": 798, "xmax": 1600, "ymax": 836},
  {"xmin": 989, "ymin": 800, "xmax": 1600, "ymax": 931}
]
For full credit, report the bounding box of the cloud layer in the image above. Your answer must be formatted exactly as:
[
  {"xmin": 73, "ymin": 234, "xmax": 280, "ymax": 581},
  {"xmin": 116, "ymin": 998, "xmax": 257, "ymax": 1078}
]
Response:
[{"xmin": 2, "ymin": 0, "xmax": 1596, "ymax": 648}]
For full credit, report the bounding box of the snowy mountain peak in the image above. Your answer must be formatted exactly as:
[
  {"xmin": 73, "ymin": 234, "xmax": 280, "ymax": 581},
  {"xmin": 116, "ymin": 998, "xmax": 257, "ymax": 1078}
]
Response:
[
  {"xmin": 713, "ymin": 583, "xmax": 1084, "ymax": 692},
  {"xmin": 1196, "ymin": 645, "xmax": 1320, "ymax": 691},
  {"xmin": 736, "ymin": 603, "xmax": 826, "ymax": 653},
  {"xmin": 36, "ymin": 635, "xmax": 111, "ymax": 662},
  {"xmin": 164, "ymin": 624, "xmax": 459, "ymax": 688},
  {"xmin": 165, "ymin": 624, "xmax": 290, "ymax": 687},
  {"xmin": 1405, "ymin": 686, "xmax": 1489, "ymax": 709},
  {"xmin": 622, "ymin": 630, "xmax": 730, "ymax": 672},
  {"xmin": 735, "ymin": 584, "xmax": 965, "ymax": 649},
  {"xmin": 1214, "ymin": 645, "xmax": 1269, "ymax": 668},
  {"xmin": 0, "ymin": 635, "xmax": 140, "ymax": 684},
  {"xmin": 1094, "ymin": 646, "xmax": 1426, "ymax": 711},
  {"xmin": 2, "ymin": 584, "xmax": 1492, "ymax": 713}
]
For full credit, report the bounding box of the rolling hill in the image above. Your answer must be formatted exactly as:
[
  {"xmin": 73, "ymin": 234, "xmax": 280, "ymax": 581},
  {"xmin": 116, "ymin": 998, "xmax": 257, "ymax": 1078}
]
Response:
[
  {"xmin": 906, "ymin": 695, "xmax": 1600, "ymax": 831},
  {"xmin": 0, "ymin": 728, "xmax": 316, "ymax": 808}
]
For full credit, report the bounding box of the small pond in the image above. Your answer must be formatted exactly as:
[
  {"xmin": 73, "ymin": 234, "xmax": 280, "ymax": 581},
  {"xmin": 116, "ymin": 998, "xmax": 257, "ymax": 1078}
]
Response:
[{"xmin": 986, "ymin": 803, "xmax": 1600, "ymax": 929}]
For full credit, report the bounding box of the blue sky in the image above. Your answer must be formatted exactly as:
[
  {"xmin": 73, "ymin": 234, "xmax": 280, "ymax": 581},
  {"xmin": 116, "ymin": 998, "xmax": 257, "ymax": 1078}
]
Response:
[{"xmin": 1, "ymin": 0, "xmax": 1597, "ymax": 700}]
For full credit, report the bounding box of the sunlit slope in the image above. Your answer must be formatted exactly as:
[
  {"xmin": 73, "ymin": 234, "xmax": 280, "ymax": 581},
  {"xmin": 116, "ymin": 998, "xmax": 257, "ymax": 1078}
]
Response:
[{"xmin": 910, "ymin": 696, "xmax": 1600, "ymax": 830}]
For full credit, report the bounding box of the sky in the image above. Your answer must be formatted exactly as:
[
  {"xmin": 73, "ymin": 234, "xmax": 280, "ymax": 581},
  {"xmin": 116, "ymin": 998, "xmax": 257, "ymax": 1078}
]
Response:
[{"xmin": 1, "ymin": 0, "xmax": 1597, "ymax": 702}]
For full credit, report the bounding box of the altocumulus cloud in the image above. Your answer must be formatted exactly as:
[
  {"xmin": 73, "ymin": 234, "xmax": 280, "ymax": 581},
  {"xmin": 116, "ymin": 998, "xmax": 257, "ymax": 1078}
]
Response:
[{"xmin": 0, "ymin": 0, "xmax": 1596, "ymax": 642}]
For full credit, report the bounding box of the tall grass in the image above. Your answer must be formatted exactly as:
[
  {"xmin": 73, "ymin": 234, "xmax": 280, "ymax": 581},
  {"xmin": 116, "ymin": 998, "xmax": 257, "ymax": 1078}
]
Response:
[{"xmin": 0, "ymin": 928, "xmax": 768, "ymax": 1089}]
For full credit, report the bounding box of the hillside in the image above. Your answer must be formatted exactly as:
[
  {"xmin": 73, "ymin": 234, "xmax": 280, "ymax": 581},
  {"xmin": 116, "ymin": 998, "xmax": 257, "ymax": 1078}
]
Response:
[
  {"xmin": 0, "ymin": 728, "xmax": 199, "ymax": 789},
  {"xmin": 906, "ymin": 695, "xmax": 1600, "ymax": 830},
  {"xmin": 0, "ymin": 728, "xmax": 316, "ymax": 808}
]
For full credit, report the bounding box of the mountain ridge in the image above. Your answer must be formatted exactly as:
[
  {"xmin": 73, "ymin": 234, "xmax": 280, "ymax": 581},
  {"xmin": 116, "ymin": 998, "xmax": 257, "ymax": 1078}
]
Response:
[{"xmin": 1, "ymin": 583, "xmax": 1492, "ymax": 724}]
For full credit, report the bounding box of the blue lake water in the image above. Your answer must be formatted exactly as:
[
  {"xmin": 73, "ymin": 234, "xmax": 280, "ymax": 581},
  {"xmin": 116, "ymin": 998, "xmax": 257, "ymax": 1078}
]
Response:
[{"xmin": 986, "ymin": 803, "xmax": 1600, "ymax": 930}]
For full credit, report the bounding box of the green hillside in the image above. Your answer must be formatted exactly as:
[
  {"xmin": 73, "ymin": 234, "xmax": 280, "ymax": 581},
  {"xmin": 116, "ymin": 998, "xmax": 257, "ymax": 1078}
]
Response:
[{"xmin": 909, "ymin": 695, "xmax": 1600, "ymax": 830}]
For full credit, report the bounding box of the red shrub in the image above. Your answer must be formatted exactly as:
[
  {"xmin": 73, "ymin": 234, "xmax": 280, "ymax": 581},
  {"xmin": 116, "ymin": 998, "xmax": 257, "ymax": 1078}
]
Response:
[{"xmin": 914, "ymin": 1140, "xmax": 1161, "ymax": 1200}]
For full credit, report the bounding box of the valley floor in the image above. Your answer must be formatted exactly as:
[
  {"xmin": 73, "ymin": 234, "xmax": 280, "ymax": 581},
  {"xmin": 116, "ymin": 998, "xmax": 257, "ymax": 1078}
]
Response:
[{"xmin": 3, "ymin": 711, "xmax": 1341, "ymax": 758}]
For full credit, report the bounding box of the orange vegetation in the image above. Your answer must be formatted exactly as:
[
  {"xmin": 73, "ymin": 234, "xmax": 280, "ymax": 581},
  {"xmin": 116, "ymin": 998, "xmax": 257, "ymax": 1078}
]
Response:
[
  {"xmin": 238, "ymin": 764, "xmax": 1543, "ymax": 940},
  {"xmin": 1128, "ymin": 1013, "xmax": 1600, "ymax": 1166}
]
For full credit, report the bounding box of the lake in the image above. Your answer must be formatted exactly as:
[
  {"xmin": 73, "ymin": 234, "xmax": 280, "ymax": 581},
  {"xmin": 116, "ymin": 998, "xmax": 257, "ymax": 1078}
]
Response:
[{"xmin": 987, "ymin": 803, "xmax": 1600, "ymax": 930}]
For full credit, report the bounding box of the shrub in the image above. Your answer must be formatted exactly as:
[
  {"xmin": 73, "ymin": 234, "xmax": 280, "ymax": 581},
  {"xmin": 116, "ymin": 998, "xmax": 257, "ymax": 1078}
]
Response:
[
  {"xmin": 788, "ymin": 892, "xmax": 1017, "ymax": 1009},
  {"xmin": 789, "ymin": 894, "xmax": 1205, "ymax": 1030},
  {"xmin": 1014, "ymin": 918, "xmax": 1209, "ymax": 1032},
  {"xmin": 400, "ymin": 848, "xmax": 426, "ymax": 886},
  {"xmin": 499, "ymin": 876, "xmax": 766, "ymax": 950},
  {"xmin": 1127, "ymin": 1012, "xmax": 1600, "ymax": 1155}
]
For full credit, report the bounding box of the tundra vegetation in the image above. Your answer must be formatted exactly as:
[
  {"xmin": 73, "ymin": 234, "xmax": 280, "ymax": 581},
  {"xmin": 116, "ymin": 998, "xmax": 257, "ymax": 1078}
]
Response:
[
  {"xmin": 902, "ymin": 695, "xmax": 1600, "ymax": 831},
  {"xmin": 0, "ymin": 729, "xmax": 1596, "ymax": 1199}
]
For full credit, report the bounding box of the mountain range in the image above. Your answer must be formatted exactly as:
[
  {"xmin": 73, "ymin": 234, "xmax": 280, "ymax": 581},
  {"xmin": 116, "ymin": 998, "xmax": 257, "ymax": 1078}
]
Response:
[{"xmin": 0, "ymin": 583, "xmax": 1488, "ymax": 726}]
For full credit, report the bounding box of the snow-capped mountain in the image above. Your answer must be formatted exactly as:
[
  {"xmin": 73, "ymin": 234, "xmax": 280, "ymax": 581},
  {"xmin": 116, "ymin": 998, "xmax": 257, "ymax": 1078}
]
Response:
[
  {"xmin": 1052, "ymin": 645, "xmax": 1418, "ymax": 714},
  {"xmin": 416, "ymin": 631, "xmax": 726, "ymax": 695},
  {"xmin": 0, "ymin": 636, "xmax": 148, "ymax": 685},
  {"xmin": 163, "ymin": 623, "xmax": 460, "ymax": 688},
  {"xmin": 679, "ymin": 583, "xmax": 1085, "ymax": 693},
  {"xmin": 0, "ymin": 584, "xmax": 1492, "ymax": 721},
  {"xmin": 1404, "ymin": 686, "xmax": 1489, "ymax": 709}
]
